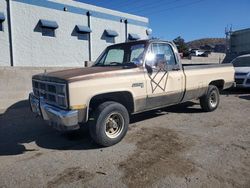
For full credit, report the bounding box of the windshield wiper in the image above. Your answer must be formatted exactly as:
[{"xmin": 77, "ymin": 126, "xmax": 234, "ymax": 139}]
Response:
[
  {"xmin": 109, "ymin": 62, "xmax": 122, "ymax": 66},
  {"xmin": 94, "ymin": 62, "xmax": 121, "ymax": 67},
  {"xmin": 93, "ymin": 63, "xmax": 102, "ymax": 67},
  {"xmin": 122, "ymin": 62, "xmax": 138, "ymax": 68},
  {"xmin": 93, "ymin": 62, "xmax": 137, "ymax": 68}
]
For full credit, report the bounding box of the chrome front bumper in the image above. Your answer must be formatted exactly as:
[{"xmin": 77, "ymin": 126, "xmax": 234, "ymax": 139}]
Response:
[{"xmin": 29, "ymin": 93, "xmax": 84, "ymax": 131}]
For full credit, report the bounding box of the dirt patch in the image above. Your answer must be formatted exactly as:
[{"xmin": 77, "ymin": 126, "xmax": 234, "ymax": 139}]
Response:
[
  {"xmin": 119, "ymin": 127, "xmax": 196, "ymax": 188},
  {"xmin": 19, "ymin": 152, "xmax": 43, "ymax": 162},
  {"xmin": 47, "ymin": 167, "xmax": 94, "ymax": 188}
]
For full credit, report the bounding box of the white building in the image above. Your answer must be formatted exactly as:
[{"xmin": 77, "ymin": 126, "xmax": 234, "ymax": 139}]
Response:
[{"xmin": 0, "ymin": 0, "xmax": 150, "ymax": 67}]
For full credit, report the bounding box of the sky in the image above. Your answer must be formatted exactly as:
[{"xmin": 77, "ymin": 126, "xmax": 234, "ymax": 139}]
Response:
[{"xmin": 75, "ymin": 0, "xmax": 250, "ymax": 42}]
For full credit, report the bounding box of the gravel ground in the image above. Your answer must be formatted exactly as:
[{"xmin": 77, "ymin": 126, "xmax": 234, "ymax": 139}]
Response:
[{"xmin": 0, "ymin": 90, "xmax": 249, "ymax": 188}]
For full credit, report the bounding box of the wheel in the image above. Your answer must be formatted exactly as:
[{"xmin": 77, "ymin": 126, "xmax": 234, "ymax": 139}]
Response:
[
  {"xmin": 89, "ymin": 101, "xmax": 129, "ymax": 147},
  {"xmin": 200, "ymin": 85, "xmax": 220, "ymax": 112}
]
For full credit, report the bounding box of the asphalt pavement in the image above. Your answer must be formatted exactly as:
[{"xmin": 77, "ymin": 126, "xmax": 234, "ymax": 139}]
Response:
[{"xmin": 0, "ymin": 89, "xmax": 249, "ymax": 188}]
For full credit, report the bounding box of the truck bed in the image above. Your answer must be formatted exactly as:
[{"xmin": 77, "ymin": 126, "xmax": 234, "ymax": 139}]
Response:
[{"xmin": 180, "ymin": 63, "xmax": 235, "ymax": 102}]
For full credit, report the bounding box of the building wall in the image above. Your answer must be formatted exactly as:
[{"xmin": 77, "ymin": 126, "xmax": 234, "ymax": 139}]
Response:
[
  {"xmin": 0, "ymin": 66, "xmax": 71, "ymax": 113},
  {"xmin": 0, "ymin": 0, "xmax": 149, "ymax": 67},
  {"xmin": 230, "ymin": 28, "xmax": 250, "ymax": 55},
  {"xmin": 127, "ymin": 23, "xmax": 148, "ymax": 40},
  {"xmin": 11, "ymin": 1, "xmax": 90, "ymax": 67},
  {"xmin": 0, "ymin": 1, "xmax": 11, "ymax": 66},
  {"xmin": 91, "ymin": 17, "xmax": 126, "ymax": 60},
  {"xmin": 181, "ymin": 53, "xmax": 226, "ymax": 64}
]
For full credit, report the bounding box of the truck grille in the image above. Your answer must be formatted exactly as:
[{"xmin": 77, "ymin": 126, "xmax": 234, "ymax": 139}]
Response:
[
  {"xmin": 246, "ymin": 79, "xmax": 250, "ymax": 84},
  {"xmin": 235, "ymin": 78, "xmax": 244, "ymax": 85},
  {"xmin": 32, "ymin": 79, "xmax": 68, "ymax": 109}
]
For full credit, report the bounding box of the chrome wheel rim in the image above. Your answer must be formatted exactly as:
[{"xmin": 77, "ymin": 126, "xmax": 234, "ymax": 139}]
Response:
[
  {"xmin": 210, "ymin": 91, "xmax": 218, "ymax": 108},
  {"xmin": 105, "ymin": 112, "xmax": 124, "ymax": 139}
]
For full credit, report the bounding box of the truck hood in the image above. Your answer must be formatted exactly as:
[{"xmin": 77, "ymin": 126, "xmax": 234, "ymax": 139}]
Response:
[{"xmin": 32, "ymin": 66, "xmax": 129, "ymax": 83}]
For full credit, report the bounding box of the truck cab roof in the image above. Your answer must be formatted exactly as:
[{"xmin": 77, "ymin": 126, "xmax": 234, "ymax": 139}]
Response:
[{"xmin": 107, "ymin": 39, "xmax": 174, "ymax": 48}]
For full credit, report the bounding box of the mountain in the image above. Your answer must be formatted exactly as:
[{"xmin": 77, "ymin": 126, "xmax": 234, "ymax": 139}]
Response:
[{"xmin": 187, "ymin": 38, "xmax": 226, "ymax": 52}]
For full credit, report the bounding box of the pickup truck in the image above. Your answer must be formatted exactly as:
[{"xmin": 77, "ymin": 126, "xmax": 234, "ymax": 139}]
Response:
[{"xmin": 29, "ymin": 39, "xmax": 235, "ymax": 146}]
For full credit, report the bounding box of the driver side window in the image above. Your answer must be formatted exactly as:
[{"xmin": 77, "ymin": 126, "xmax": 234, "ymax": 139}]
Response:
[{"xmin": 145, "ymin": 43, "xmax": 177, "ymax": 71}]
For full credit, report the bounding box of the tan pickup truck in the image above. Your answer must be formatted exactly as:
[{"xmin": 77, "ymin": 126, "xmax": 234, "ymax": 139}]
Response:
[{"xmin": 29, "ymin": 39, "xmax": 235, "ymax": 146}]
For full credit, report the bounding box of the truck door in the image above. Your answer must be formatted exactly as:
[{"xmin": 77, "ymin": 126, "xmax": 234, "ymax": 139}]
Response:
[{"xmin": 144, "ymin": 42, "xmax": 185, "ymax": 109}]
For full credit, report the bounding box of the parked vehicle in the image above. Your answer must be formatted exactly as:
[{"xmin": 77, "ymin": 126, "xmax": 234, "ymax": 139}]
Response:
[
  {"xmin": 29, "ymin": 39, "xmax": 235, "ymax": 146},
  {"xmin": 190, "ymin": 49, "xmax": 205, "ymax": 56},
  {"xmin": 200, "ymin": 50, "xmax": 211, "ymax": 57},
  {"xmin": 231, "ymin": 54, "xmax": 250, "ymax": 88}
]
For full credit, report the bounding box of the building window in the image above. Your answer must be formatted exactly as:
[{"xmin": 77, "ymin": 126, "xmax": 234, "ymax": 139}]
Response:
[
  {"xmin": 75, "ymin": 25, "xmax": 92, "ymax": 34},
  {"xmin": 38, "ymin": 19, "xmax": 58, "ymax": 37},
  {"xmin": 105, "ymin": 29, "xmax": 119, "ymax": 37},
  {"xmin": 0, "ymin": 13, "xmax": 5, "ymax": 32},
  {"xmin": 72, "ymin": 25, "xmax": 92, "ymax": 40},
  {"xmin": 102, "ymin": 29, "xmax": 119, "ymax": 43},
  {"xmin": 128, "ymin": 33, "xmax": 140, "ymax": 41},
  {"xmin": 0, "ymin": 22, "xmax": 3, "ymax": 32}
]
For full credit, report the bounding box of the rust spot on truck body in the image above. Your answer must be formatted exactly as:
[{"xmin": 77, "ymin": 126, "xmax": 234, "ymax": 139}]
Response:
[{"xmin": 33, "ymin": 66, "xmax": 143, "ymax": 83}]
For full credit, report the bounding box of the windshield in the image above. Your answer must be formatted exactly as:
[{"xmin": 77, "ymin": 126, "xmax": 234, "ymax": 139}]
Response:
[
  {"xmin": 94, "ymin": 42, "xmax": 146, "ymax": 67},
  {"xmin": 232, "ymin": 56, "xmax": 250, "ymax": 67}
]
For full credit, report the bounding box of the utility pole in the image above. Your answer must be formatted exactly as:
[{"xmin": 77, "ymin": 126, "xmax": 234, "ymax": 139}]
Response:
[
  {"xmin": 87, "ymin": 11, "xmax": 92, "ymax": 62},
  {"xmin": 6, "ymin": 0, "xmax": 14, "ymax": 66},
  {"xmin": 225, "ymin": 25, "xmax": 233, "ymax": 54}
]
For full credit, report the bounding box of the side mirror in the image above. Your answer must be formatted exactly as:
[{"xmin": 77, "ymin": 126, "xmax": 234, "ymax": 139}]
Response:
[
  {"xmin": 145, "ymin": 64, "xmax": 153, "ymax": 75},
  {"xmin": 132, "ymin": 58, "xmax": 143, "ymax": 66}
]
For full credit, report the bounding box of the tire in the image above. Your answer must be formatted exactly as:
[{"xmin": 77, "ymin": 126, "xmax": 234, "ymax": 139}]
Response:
[
  {"xmin": 200, "ymin": 85, "xmax": 220, "ymax": 112},
  {"xmin": 89, "ymin": 101, "xmax": 129, "ymax": 147}
]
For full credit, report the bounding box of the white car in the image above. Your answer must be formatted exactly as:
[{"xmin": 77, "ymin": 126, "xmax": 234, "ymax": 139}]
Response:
[
  {"xmin": 231, "ymin": 54, "xmax": 250, "ymax": 88},
  {"xmin": 190, "ymin": 49, "xmax": 205, "ymax": 56}
]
